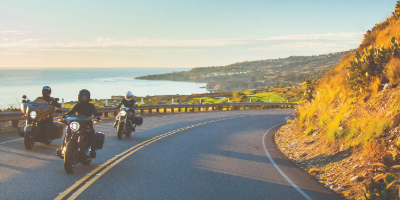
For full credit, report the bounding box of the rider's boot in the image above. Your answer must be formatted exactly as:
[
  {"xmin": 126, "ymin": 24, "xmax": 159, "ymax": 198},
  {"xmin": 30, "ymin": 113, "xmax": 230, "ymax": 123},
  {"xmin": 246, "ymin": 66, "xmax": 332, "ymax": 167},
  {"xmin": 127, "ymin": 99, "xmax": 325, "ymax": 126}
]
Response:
[
  {"xmin": 113, "ymin": 120, "xmax": 118, "ymax": 128},
  {"xmin": 56, "ymin": 148, "xmax": 63, "ymax": 158}
]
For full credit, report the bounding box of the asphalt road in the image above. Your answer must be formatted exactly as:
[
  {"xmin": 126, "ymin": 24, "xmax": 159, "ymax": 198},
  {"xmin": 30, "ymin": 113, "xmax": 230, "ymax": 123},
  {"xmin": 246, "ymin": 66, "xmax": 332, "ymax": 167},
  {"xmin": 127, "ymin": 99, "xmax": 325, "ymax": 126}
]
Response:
[{"xmin": 0, "ymin": 109, "xmax": 341, "ymax": 200}]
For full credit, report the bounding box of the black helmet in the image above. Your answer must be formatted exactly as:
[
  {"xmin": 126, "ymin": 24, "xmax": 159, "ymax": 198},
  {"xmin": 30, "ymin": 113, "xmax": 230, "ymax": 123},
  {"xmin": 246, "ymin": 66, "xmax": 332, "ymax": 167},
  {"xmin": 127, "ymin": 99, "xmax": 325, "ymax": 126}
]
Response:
[
  {"xmin": 42, "ymin": 86, "xmax": 51, "ymax": 97},
  {"xmin": 125, "ymin": 91, "xmax": 133, "ymax": 101},
  {"xmin": 78, "ymin": 89, "xmax": 90, "ymax": 103}
]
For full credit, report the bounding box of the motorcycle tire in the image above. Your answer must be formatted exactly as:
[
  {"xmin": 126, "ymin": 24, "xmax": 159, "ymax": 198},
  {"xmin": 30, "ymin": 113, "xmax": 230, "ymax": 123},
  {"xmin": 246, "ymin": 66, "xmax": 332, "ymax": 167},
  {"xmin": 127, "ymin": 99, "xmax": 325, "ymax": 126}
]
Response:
[
  {"xmin": 18, "ymin": 121, "xmax": 26, "ymax": 137},
  {"xmin": 24, "ymin": 131, "xmax": 34, "ymax": 150},
  {"xmin": 117, "ymin": 122, "xmax": 124, "ymax": 140},
  {"xmin": 64, "ymin": 140, "xmax": 77, "ymax": 174},
  {"xmin": 43, "ymin": 139, "xmax": 52, "ymax": 145},
  {"xmin": 125, "ymin": 130, "xmax": 132, "ymax": 137},
  {"xmin": 80, "ymin": 143, "xmax": 92, "ymax": 165}
]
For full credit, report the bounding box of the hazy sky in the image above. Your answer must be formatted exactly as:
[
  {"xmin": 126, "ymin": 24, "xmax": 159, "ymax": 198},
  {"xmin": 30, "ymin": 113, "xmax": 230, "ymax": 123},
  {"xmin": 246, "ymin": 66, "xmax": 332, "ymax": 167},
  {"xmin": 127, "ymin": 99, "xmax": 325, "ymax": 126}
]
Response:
[{"xmin": 0, "ymin": 0, "xmax": 397, "ymax": 68}]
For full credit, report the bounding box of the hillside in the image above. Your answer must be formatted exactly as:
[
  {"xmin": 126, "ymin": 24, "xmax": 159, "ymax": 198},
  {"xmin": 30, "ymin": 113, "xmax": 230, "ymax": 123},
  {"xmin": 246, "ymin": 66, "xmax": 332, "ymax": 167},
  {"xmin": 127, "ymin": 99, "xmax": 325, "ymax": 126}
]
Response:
[
  {"xmin": 276, "ymin": 2, "xmax": 400, "ymax": 199},
  {"xmin": 135, "ymin": 50, "xmax": 353, "ymax": 92}
]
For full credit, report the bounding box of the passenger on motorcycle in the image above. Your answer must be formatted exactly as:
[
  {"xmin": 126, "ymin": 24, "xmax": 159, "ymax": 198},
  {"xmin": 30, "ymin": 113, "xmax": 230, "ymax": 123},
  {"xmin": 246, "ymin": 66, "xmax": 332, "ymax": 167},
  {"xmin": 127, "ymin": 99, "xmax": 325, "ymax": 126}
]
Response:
[
  {"xmin": 65, "ymin": 89, "xmax": 98, "ymax": 158},
  {"xmin": 113, "ymin": 91, "xmax": 137, "ymax": 128}
]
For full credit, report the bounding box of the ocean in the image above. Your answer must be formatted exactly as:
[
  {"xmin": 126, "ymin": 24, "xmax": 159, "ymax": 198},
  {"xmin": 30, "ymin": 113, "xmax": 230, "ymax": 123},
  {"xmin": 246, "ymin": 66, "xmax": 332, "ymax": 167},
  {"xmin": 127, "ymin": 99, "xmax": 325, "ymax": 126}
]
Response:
[{"xmin": 0, "ymin": 68, "xmax": 207, "ymax": 109}]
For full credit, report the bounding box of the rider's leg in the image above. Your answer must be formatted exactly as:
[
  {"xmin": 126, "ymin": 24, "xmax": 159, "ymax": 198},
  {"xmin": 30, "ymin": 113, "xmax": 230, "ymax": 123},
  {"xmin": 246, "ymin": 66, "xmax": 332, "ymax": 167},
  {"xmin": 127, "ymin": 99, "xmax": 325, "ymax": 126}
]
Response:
[{"xmin": 89, "ymin": 124, "xmax": 96, "ymax": 158}]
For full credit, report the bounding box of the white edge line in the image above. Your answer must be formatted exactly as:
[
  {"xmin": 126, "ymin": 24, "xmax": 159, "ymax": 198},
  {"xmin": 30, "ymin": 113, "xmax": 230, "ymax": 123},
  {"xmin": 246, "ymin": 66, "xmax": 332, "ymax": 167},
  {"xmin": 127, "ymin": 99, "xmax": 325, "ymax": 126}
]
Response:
[
  {"xmin": 0, "ymin": 138, "xmax": 24, "ymax": 145},
  {"xmin": 262, "ymin": 122, "xmax": 313, "ymax": 200}
]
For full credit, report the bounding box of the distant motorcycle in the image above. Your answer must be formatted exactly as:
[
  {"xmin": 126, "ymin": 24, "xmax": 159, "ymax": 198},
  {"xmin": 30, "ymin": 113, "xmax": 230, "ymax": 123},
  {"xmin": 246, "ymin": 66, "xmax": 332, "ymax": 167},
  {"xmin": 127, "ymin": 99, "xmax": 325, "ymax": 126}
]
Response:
[
  {"xmin": 20, "ymin": 95, "xmax": 64, "ymax": 150},
  {"xmin": 56, "ymin": 113, "xmax": 105, "ymax": 174},
  {"xmin": 114, "ymin": 101, "xmax": 143, "ymax": 140}
]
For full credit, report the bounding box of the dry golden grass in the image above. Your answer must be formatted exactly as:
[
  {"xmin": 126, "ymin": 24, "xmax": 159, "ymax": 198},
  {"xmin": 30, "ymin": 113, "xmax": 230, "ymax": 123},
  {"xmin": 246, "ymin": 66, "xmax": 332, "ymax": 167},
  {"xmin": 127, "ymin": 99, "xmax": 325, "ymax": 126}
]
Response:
[{"xmin": 385, "ymin": 58, "xmax": 400, "ymax": 86}]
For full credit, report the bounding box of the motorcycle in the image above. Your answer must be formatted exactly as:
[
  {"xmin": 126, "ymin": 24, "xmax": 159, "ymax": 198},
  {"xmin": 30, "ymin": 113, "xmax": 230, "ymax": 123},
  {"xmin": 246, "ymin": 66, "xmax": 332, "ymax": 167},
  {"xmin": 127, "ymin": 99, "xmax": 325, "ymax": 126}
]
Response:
[
  {"xmin": 114, "ymin": 101, "xmax": 143, "ymax": 140},
  {"xmin": 20, "ymin": 95, "xmax": 64, "ymax": 150},
  {"xmin": 56, "ymin": 112, "xmax": 105, "ymax": 174}
]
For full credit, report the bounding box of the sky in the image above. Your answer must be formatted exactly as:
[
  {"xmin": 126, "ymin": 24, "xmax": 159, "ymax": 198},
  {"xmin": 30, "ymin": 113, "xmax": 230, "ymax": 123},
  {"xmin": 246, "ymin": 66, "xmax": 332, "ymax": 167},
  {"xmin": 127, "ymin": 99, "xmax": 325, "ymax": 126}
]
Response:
[{"xmin": 0, "ymin": 0, "xmax": 398, "ymax": 68}]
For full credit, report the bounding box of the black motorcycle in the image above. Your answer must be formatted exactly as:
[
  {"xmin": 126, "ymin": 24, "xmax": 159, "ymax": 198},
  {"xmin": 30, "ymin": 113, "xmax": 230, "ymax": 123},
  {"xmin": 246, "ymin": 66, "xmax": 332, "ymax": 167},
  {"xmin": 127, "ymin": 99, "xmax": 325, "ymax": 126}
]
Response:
[
  {"xmin": 20, "ymin": 95, "xmax": 64, "ymax": 150},
  {"xmin": 114, "ymin": 101, "xmax": 143, "ymax": 140},
  {"xmin": 56, "ymin": 113, "xmax": 105, "ymax": 174}
]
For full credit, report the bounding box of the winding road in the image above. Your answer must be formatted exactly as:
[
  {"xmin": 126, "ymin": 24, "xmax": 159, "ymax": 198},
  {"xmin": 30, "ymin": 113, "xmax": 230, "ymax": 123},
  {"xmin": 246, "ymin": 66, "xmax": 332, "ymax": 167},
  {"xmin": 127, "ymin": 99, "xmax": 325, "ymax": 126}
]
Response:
[{"xmin": 0, "ymin": 109, "xmax": 341, "ymax": 199}]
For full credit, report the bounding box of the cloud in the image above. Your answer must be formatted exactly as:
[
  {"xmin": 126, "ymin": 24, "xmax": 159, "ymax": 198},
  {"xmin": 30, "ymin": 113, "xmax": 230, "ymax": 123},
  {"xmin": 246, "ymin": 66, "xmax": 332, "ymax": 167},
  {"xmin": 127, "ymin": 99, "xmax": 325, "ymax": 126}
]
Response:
[
  {"xmin": 250, "ymin": 42, "xmax": 351, "ymax": 51},
  {"xmin": 1, "ymin": 31, "xmax": 23, "ymax": 35},
  {"xmin": 96, "ymin": 37, "xmax": 116, "ymax": 42},
  {"xmin": 264, "ymin": 32, "xmax": 363, "ymax": 41},
  {"xmin": 0, "ymin": 32, "xmax": 363, "ymax": 53}
]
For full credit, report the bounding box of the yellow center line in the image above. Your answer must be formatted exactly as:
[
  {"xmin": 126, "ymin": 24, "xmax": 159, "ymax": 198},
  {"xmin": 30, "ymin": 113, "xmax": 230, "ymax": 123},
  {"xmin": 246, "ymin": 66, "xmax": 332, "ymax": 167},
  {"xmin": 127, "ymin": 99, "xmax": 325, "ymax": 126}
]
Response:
[{"xmin": 55, "ymin": 116, "xmax": 246, "ymax": 200}]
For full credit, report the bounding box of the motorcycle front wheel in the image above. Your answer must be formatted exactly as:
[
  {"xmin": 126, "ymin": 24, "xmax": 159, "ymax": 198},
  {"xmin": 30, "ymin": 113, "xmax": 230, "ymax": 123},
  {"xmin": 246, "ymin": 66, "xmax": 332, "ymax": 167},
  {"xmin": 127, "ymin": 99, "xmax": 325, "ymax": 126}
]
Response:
[
  {"xmin": 64, "ymin": 140, "xmax": 77, "ymax": 174},
  {"xmin": 117, "ymin": 122, "xmax": 124, "ymax": 140},
  {"xmin": 24, "ymin": 131, "xmax": 34, "ymax": 150}
]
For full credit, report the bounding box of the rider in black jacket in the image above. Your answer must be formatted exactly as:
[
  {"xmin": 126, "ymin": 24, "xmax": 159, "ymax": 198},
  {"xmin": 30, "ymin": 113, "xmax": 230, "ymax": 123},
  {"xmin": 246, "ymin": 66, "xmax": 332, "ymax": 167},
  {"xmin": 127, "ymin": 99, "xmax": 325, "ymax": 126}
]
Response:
[
  {"xmin": 65, "ymin": 89, "xmax": 98, "ymax": 158},
  {"xmin": 113, "ymin": 91, "xmax": 137, "ymax": 128}
]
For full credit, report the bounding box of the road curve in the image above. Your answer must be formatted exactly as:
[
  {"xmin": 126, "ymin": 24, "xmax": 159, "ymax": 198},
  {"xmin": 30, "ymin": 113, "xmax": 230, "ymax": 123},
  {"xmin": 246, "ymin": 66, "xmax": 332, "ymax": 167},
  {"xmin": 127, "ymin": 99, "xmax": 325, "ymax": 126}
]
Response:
[{"xmin": 0, "ymin": 109, "xmax": 341, "ymax": 199}]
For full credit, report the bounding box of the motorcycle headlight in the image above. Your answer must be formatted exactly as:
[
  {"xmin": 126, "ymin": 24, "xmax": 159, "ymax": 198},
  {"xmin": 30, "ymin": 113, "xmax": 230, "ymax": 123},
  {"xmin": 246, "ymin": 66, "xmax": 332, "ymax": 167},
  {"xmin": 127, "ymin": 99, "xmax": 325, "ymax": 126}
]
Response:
[
  {"xmin": 70, "ymin": 122, "xmax": 80, "ymax": 132},
  {"xmin": 120, "ymin": 110, "xmax": 126, "ymax": 116},
  {"xmin": 29, "ymin": 111, "xmax": 37, "ymax": 119}
]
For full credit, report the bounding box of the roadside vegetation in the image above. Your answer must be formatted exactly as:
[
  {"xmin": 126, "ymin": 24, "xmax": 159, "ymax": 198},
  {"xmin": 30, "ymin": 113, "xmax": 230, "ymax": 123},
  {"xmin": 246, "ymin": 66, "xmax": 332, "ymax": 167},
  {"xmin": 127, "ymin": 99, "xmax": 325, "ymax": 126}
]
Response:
[
  {"xmin": 276, "ymin": 2, "xmax": 400, "ymax": 199},
  {"xmin": 58, "ymin": 86, "xmax": 303, "ymax": 109}
]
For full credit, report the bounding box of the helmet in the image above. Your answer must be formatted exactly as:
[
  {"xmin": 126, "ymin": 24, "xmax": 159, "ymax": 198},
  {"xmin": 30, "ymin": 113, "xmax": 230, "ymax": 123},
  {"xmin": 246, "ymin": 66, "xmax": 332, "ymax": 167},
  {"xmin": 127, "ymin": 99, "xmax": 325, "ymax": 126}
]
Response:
[
  {"xmin": 78, "ymin": 89, "xmax": 91, "ymax": 103},
  {"xmin": 125, "ymin": 91, "xmax": 133, "ymax": 101},
  {"xmin": 42, "ymin": 86, "xmax": 51, "ymax": 97}
]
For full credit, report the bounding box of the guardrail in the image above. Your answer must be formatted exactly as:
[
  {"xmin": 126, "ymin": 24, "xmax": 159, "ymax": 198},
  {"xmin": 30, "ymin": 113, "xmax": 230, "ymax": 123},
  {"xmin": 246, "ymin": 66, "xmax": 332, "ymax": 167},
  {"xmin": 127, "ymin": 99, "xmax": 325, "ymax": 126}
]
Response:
[{"xmin": 0, "ymin": 102, "xmax": 296, "ymax": 128}]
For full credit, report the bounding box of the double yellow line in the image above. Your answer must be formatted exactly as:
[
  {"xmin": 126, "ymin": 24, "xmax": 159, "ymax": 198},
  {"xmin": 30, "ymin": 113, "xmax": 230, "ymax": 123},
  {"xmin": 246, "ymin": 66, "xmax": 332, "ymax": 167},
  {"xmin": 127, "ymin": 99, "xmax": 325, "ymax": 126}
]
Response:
[{"xmin": 55, "ymin": 116, "xmax": 246, "ymax": 200}]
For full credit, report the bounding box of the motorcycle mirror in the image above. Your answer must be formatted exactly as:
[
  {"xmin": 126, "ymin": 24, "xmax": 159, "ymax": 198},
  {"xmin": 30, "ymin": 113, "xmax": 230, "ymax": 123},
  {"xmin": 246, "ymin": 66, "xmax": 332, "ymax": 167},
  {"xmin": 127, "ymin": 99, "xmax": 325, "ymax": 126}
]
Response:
[
  {"xmin": 55, "ymin": 98, "xmax": 60, "ymax": 101},
  {"xmin": 22, "ymin": 95, "xmax": 27, "ymax": 99}
]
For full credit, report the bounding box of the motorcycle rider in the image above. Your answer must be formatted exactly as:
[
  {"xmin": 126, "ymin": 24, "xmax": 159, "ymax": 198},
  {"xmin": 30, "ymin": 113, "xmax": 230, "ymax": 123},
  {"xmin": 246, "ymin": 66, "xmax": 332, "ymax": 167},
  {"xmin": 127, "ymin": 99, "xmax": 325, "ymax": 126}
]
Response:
[
  {"xmin": 113, "ymin": 91, "xmax": 137, "ymax": 128},
  {"xmin": 37, "ymin": 86, "xmax": 61, "ymax": 108},
  {"xmin": 64, "ymin": 89, "xmax": 98, "ymax": 158},
  {"xmin": 36, "ymin": 86, "xmax": 61, "ymax": 134}
]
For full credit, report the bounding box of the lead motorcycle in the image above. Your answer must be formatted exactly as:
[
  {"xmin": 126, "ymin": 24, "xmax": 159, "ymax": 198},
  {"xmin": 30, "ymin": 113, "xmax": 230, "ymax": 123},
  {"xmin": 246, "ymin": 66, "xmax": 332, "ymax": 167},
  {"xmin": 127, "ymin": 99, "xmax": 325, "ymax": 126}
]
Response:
[
  {"xmin": 56, "ymin": 112, "xmax": 105, "ymax": 174},
  {"xmin": 114, "ymin": 101, "xmax": 143, "ymax": 140},
  {"xmin": 20, "ymin": 95, "xmax": 64, "ymax": 150}
]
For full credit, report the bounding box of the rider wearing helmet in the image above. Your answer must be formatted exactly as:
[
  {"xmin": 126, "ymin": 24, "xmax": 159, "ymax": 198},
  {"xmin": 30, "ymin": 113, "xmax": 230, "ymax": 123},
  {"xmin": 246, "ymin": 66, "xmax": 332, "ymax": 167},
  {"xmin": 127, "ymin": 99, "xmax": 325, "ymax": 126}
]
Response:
[
  {"xmin": 65, "ymin": 89, "xmax": 98, "ymax": 158},
  {"xmin": 113, "ymin": 91, "xmax": 137, "ymax": 128},
  {"xmin": 37, "ymin": 86, "xmax": 61, "ymax": 108},
  {"xmin": 36, "ymin": 86, "xmax": 61, "ymax": 135}
]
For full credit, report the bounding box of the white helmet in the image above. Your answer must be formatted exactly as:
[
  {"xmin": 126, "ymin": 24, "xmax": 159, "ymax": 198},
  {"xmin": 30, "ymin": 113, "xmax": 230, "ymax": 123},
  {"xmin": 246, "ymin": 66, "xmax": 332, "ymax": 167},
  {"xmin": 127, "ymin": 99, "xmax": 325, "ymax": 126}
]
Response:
[{"xmin": 125, "ymin": 91, "xmax": 133, "ymax": 101}]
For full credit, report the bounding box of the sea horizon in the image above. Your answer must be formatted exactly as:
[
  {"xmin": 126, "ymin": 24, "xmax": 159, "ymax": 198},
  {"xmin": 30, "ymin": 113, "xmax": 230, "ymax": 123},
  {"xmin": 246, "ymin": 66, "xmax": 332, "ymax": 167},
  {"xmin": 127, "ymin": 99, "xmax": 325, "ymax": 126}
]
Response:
[{"xmin": 0, "ymin": 67, "xmax": 208, "ymax": 109}]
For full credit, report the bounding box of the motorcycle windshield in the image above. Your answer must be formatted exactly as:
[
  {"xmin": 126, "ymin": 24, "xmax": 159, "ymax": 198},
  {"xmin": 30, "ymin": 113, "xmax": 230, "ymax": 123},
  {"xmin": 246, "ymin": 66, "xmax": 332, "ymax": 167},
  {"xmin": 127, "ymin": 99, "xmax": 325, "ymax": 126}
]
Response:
[
  {"xmin": 21, "ymin": 98, "xmax": 55, "ymax": 119},
  {"xmin": 64, "ymin": 115, "xmax": 91, "ymax": 125}
]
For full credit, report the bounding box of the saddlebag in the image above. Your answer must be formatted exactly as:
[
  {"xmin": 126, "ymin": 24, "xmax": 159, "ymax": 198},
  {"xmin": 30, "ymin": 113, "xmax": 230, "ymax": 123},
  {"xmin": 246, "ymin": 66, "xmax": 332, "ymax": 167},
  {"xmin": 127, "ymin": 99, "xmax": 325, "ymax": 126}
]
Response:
[
  {"xmin": 134, "ymin": 115, "xmax": 143, "ymax": 126},
  {"xmin": 95, "ymin": 132, "xmax": 105, "ymax": 149},
  {"xmin": 52, "ymin": 121, "xmax": 64, "ymax": 139}
]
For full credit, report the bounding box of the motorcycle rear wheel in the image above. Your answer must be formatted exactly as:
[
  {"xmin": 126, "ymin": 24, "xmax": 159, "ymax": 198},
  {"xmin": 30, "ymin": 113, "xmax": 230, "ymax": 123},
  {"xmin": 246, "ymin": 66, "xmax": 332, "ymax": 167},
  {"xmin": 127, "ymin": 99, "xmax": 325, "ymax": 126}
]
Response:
[
  {"xmin": 18, "ymin": 121, "xmax": 26, "ymax": 137},
  {"xmin": 64, "ymin": 140, "xmax": 77, "ymax": 174},
  {"xmin": 43, "ymin": 139, "xmax": 52, "ymax": 145},
  {"xmin": 80, "ymin": 143, "xmax": 92, "ymax": 165},
  {"xmin": 117, "ymin": 122, "xmax": 124, "ymax": 140},
  {"xmin": 125, "ymin": 130, "xmax": 132, "ymax": 137},
  {"xmin": 24, "ymin": 131, "xmax": 34, "ymax": 150}
]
